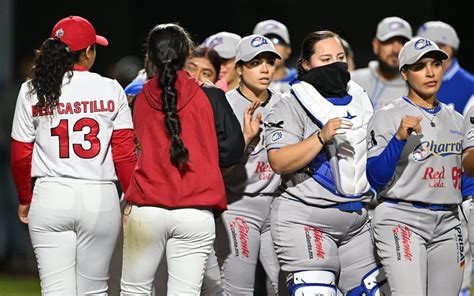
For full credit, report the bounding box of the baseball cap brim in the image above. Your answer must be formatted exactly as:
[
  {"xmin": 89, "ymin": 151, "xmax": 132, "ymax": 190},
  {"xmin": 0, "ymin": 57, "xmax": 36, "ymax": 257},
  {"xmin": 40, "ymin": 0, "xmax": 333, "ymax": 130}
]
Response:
[
  {"xmin": 96, "ymin": 35, "xmax": 109, "ymax": 46},
  {"xmin": 238, "ymin": 50, "xmax": 282, "ymax": 63},
  {"xmin": 400, "ymin": 49, "xmax": 448, "ymax": 70},
  {"xmin": 378, "ymin": 32, "xmax": 411, "ymax": 42}
]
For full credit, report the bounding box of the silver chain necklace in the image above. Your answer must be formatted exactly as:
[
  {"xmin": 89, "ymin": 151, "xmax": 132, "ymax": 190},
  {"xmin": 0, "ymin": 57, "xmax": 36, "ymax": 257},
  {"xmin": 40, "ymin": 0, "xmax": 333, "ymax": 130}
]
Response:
[{"xmin": 408, "ymin": 98, "xmax": 438, "ymax": 127}]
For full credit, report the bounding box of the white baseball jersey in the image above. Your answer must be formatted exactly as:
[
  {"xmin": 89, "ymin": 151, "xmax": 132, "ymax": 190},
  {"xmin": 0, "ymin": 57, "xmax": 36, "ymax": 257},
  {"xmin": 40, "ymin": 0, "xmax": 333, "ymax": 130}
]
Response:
[
  {"xmin": 11, "ymin": 70, "xmax": 133, "ymax": 181},
  {"xmin": 223, "ymin": 89, "xmax": 281, "ymax": 195},
  {"xmin": 368, "ymin": 97, "xmax": 463, "ymax": 205}
]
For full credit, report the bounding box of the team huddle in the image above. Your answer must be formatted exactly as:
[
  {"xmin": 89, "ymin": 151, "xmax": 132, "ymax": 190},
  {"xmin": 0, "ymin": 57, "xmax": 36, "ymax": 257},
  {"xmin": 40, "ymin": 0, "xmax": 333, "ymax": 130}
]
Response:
[{"xmin": 9, "ymin": 14, "xmax": 474, "ymax": 296}]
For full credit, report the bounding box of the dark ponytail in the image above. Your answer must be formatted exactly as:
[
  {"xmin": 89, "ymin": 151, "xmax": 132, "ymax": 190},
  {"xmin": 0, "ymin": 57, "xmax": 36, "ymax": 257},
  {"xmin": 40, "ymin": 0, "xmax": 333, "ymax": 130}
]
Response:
[
  {"xmin": 29, "ymin": 38, "xmax": 83, "ymax": 111},
  {"xmin": 147, "ymin": 24, "xmax": 193, "ymax": 170}
]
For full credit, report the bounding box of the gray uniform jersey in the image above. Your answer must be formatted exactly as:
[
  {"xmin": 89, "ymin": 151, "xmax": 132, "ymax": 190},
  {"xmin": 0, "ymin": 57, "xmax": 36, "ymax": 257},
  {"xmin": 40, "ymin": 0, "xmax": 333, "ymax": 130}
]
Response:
[
  {"xmin": 351, "ymin": 61, "xmax": 408, "ymax": 110},
  {"xmin": 463, "ymin": 106, "xmax": 474, "ymax": 150},
  {"xmin": 368, "ymin": 97, "xmax": 463, "ymax": 205},
  {"xmin": 264, "ymin": 92, "xmax": 372, "ymax": 206},
  {"xmin": 223, "ymin": 89, "xmax": 281, "ymax": 196}
]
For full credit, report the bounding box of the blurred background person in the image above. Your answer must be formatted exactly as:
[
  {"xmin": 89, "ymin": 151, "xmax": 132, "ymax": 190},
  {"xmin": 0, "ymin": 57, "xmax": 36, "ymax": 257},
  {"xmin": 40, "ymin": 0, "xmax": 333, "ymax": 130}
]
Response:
[
  {"xmin": 185, "ymin": 46, "xmax": 221, "ymax": 85},
  {"xmin": 204, "ymin": 31, "xmax": 242, "ymax": 92},
  {"xmin": 417, "ymin": 21, "xmax": 474, "ymax": 115},
  {"xmin": 351, "ymin": 16, "xmax": 413, "ymax": 110},
  {"xmin": 341, "ymin": 37, "xmax": 356, "ymax": 71}
]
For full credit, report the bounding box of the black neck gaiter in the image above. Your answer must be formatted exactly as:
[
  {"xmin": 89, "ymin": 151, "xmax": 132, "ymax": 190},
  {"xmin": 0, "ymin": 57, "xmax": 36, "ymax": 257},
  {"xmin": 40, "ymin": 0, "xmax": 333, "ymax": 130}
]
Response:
[{"xmin": 298, "ymin": 62, "xmax": 350, "ymax": 98}]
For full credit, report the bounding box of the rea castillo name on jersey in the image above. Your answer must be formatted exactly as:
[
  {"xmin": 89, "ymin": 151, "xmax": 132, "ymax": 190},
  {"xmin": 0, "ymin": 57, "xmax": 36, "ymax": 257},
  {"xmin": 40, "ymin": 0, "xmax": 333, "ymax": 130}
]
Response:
[{"xmin": 11, "ymin": 71, "xmax": 133, "ymax": 181}]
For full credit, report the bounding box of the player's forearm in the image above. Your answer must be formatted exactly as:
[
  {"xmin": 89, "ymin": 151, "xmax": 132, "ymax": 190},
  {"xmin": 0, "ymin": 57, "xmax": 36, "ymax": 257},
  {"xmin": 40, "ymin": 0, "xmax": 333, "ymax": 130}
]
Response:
[
  {"xmin": 366, "ymin": 135, "xmax": 406, "ymax": 190},
  {"xmin": 268, "ymin": 133, "xmax": 324, "ymax": 174},
  {"xmin": 111, "ymin": 129, "xmax": 137, "ymax": 193},
  {"xmin": 463, "ymin": 149, "xmax": 474, "ymax": 177},
  {"xmin": 10, "ymin": 139, "xmax": 34, "ymax": 205}
]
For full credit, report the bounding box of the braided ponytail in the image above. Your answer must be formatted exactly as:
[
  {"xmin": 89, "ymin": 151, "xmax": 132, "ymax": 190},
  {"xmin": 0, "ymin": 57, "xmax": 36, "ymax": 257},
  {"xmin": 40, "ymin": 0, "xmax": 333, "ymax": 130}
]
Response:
[{"xmin": 147, "ymin": 24, "xmax": 193, "ymax": 170}]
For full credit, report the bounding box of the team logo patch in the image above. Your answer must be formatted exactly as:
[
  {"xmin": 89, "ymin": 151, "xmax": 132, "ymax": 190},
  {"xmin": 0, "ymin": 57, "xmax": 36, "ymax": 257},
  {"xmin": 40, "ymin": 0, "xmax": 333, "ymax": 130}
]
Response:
[
  {"xmin": 389, "ymin": 21, "xmax": 405, "ymax": 30},
  {"xmin": 414, "ymin": 38, "xmax": 432, "ymax": 50},
  {"xmin": 393, "ymin": 224, "xmax": 413, "ymax": 262},
  {"xmin": 207, "ymin": 36, "xmax": 223, "ymax": 49},
  {"xmin": 304, "ymin": 226, "xmax": 325, "ymax": 260},
  {"xmin": 250, "ymin": 36, "xmax": 269, "ymax": 48},
  {"xmin": 343, "ymin": 111, "xmax": 357, "ymax": 120},
  {"xmin": 264, "ymin": 23, "xmax": 279, "ymax": 31},
  {"xmin": 55, "ymin": 28, "xmax": 64, "ymax": 38},
  {"xmin": 467, "ymin": 130, "xmax": 474, "ymax": 141},
  {"xmin": 271, "ymin": 131, "xmax": 283, "ymax": 142},
  {"xmin": 454, "ymin": 226, "xmax": 465, "ymax": 267},
  {"xmin": 422, "ymin": 166, "xmax": 445, "ymax": 188},
  {"xmin": 229, "ymin": 217, "xmax": 250, "ymax": 258},
  {"xmin": 412, "ymin": 140, "xmax": 462, "ymax": 161}
]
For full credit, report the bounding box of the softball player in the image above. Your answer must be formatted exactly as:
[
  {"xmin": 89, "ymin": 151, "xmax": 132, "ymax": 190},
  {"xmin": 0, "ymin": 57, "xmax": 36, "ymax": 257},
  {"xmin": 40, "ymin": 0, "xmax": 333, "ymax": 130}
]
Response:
[
  {"xmin": 10, "ymin": 16, "xmax": 136, "ymax": 295},
  {"xmin": 203, "ymin": 32, "xmax": 242, "ymax": 92},
  {"xmin": 252, "ymin": 19, "xmax": 297, "ymax": 94},
  {"xmin": 265, "ymin": 30, "xmax": 387, "ymax": 295},
  {"xmin": 220, "ymin": 34, "xmax": 282, "ymax": 295},
  {"xmin": 120, "ymin": 23, "xmax": 244, "ymax": 295},
  {"xmin": 367, "ymin": 37, "xmax": 464, "ymax": 295}
]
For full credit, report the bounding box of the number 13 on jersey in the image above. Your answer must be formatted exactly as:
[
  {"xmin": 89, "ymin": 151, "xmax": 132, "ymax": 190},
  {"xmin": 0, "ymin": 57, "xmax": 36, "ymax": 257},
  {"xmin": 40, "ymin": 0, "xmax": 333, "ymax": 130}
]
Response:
[{"xmin": 51, "ymin": 118, "xmax": 101, "ymax": 159}]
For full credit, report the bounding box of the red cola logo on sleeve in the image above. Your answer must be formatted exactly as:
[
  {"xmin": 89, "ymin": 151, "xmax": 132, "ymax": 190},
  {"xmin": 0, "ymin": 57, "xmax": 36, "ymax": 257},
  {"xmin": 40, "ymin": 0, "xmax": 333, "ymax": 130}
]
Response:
[{"xmin": 412, "ymin": 140, "xmax": 462, "ymax": 161}]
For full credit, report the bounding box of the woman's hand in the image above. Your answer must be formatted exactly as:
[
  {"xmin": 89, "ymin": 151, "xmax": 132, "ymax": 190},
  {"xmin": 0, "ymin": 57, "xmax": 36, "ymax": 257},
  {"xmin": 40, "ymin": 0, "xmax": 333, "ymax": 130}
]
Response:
[
  {"xmin": 243, "ymin": 100, "xmax": 263, "ymax": 146},
  {"xmin": 395, "ymin": 115, "xmax": 422, "ymax": 141},
  {"xmin": 320, "ymin": 118, "xmax": 353, "ymax": 143},
  {"xmin": 18, "ymin": 204, "xmax": 30, "ymax": 224},
  {"xmin": 122, "ymin": 202, "xmax": 133, "ymax": 227}
]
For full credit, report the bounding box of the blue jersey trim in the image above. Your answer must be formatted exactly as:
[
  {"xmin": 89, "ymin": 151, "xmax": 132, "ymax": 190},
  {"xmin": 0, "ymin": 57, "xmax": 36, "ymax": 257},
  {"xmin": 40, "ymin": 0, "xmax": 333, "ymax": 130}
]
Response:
[
  {"xmin": 402, "ymin": 96, "xmax": 441, "ymax": 114},
  {"xmin": 325, "ymin": 94, "xmax": 353, "ymax": 106}
]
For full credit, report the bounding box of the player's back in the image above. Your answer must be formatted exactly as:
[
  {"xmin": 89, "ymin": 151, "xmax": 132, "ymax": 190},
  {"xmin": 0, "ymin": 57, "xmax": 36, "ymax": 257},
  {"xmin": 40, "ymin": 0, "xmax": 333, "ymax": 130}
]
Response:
[{"xmin": 12, "ymin": 70, "xmax": 131, "ymax": 181}]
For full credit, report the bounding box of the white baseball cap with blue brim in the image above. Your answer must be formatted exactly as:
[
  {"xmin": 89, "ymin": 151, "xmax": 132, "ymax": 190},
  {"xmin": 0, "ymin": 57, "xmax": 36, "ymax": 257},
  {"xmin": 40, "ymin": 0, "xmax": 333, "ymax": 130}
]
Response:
[
  {"xmin": 204, "ymin": 32, "xmax": 242, "ymax": 59},
  {"xmin": 398, "ymin": 37, "xmax": 448, "ymax": 70},
  {"xmin": 235, "ymin": 35, "xmax": 282, "ymax": 63},
  {"xmin": 416, "ymin": 21, "xmax": 460, "ymax": 50}
]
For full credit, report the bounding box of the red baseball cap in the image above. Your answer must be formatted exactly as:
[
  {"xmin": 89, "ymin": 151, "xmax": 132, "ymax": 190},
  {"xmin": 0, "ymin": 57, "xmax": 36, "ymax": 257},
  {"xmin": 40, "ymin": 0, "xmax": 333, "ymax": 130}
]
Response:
[{"xmin": 51, "ymin": 16, "xmax": 108, "ymax": 52}]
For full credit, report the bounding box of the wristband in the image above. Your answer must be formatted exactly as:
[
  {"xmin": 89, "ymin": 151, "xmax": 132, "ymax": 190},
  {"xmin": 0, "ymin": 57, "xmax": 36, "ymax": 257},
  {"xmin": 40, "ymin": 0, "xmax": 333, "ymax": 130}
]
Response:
[{"xmin": 316, "ymin": 130, "xmax": 325, "ymax": 145}]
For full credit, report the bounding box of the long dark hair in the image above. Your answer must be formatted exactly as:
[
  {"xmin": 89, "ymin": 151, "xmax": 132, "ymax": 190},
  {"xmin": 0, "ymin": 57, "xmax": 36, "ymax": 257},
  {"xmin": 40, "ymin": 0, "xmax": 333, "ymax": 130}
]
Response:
[
  {"xmin": 147, "ymin": 23, "xmax": 193, "ymax": 169},
  {"xmin": 297, "ymin": 30, "xmax": 341, "ymax": 76},
  {"xmin": 29, "ymin": 38, "xmax": 85, "ymax": 111},
  {"xmin": 189, "ymin": 46, "xmax": 221, "ymax": 82}
]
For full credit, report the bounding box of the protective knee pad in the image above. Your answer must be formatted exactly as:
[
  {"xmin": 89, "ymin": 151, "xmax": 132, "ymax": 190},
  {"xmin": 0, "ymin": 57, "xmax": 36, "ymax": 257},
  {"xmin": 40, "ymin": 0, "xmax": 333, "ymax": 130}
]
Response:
[
  {"xmin": 347, "ymin": 266, "xmax": 389, "ymax": 296},
  {"xmin": 287, "ymin": 270, "xmax": 337, "ymax": 296}
]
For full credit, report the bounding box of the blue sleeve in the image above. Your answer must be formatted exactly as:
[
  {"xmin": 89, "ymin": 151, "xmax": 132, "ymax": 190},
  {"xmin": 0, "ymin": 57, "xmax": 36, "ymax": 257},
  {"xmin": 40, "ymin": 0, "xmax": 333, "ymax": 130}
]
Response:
[
  {"xmin": 462, "ymin": 174, "xmax": 474, "ymax": 199},
  {"xmin": 124, "ymin": 80, "xmax": 145, "ymax": 96},
  {"xmin": 366, "ymin": 135, "xmax": 406, "ymax": 191}
]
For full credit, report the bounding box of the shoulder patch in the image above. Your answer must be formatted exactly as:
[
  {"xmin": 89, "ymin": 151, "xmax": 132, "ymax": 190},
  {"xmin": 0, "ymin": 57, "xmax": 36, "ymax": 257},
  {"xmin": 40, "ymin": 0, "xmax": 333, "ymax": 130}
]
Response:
[{"xmin": 271, "ymin": 131, "xmax": 284, "ymax": 142}]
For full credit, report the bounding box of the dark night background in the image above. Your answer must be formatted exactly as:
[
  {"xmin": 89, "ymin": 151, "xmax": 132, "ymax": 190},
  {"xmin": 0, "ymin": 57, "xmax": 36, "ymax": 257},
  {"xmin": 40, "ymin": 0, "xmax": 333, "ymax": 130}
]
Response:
[{"xmin": 13, "ymin": 0, "xmax": 474, "ymax": 79}]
